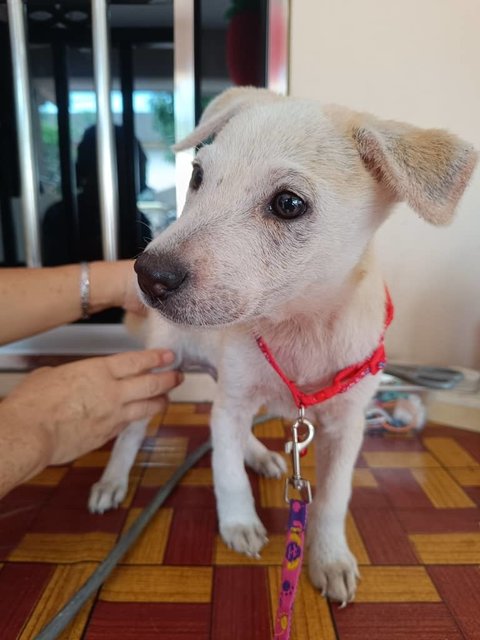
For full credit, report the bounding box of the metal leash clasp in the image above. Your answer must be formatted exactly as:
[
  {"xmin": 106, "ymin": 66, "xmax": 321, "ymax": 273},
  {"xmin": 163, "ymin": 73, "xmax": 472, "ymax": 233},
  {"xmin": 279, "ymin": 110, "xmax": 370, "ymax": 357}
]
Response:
[{"xmin": 284, "ymin": 406, "xmax": 315, "ymax": 504}]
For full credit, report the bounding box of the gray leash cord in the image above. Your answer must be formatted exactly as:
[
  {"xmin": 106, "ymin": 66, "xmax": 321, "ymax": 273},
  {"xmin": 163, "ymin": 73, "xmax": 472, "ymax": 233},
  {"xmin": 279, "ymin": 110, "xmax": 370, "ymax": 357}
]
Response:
[{"xmin": 35, "ymin": 414, "xmax": 274, "ymax": 640}]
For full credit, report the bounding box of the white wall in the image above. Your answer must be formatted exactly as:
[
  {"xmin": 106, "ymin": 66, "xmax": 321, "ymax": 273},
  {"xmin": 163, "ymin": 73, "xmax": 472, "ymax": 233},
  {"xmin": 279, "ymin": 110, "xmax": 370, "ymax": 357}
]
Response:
[{"xmin": 290, "ymin": 0, "xmax": 480, "ymax": 368}]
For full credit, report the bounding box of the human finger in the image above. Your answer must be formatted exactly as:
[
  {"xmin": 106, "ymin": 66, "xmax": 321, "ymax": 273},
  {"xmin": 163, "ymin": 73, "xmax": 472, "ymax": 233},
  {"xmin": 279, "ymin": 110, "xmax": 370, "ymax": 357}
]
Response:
[
  {"xmin": 120, "ymin": 371, "xmax": 183, "ymax": 403},
  {"xmin": 106, "ymin": 349, "xmax": 176, "ymax": 379},
  {"xmin": 121, "ymin": 395, "xmax": 169, "ymax": 423}
]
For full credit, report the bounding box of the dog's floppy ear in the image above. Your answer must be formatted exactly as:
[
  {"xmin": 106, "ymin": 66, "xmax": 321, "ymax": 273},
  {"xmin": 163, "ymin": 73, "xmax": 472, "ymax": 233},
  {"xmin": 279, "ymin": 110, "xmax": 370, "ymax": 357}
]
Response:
[
  {"xmin": 352, "ymin": 116, "xmax": 477, "ymax": 224},
  {"xmin": 173, "ymin": 87, "xmax": 282, "ymax": 151}
]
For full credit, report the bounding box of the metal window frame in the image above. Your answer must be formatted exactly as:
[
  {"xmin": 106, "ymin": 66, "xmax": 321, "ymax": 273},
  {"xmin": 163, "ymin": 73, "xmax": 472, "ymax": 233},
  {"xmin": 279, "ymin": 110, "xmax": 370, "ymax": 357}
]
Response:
[
  {"xmin": 5, "ymin": 0, "xmax": 290, "ymax": 267},
  {"xmin": 6, "ymin": 0, "xmax": 42, "ymax": 267},
  {"xmin": 91, "ymin": 0, "xmax": 119, "ymax": 261},
  {"xmin": 266, "ymin": 0, "xmax": 290, "ymax": 95},
  {"xmin": 173, "ymin": 0, "xmax": 196, "ymax": 216}
]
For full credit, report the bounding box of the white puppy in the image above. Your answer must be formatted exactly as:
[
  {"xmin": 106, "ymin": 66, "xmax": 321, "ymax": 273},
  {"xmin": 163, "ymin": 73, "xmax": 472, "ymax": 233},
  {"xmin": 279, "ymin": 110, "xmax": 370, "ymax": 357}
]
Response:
[{"xmin": 89, "ymin": 87, "xmax": 477, "ymax": 604}]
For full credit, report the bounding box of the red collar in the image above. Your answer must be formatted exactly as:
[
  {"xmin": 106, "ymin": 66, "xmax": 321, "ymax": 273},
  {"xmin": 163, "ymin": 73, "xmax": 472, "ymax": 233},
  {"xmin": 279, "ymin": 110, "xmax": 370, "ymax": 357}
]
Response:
[{"xmin": 256, "ymin": 289, "xmax": 394, "ymax": 409}]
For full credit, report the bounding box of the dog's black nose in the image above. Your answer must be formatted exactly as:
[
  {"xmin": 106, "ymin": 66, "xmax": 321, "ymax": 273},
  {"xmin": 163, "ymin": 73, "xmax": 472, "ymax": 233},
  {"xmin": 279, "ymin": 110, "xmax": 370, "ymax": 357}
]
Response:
[{"xmin": 134, "ymin": 251, "xmax": 188, "ymax": 300}]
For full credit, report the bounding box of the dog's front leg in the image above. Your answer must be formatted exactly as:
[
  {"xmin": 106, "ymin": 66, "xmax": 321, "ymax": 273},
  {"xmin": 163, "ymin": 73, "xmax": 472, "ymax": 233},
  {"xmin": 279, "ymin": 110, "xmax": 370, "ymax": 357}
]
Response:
[
  {"xmin": 308, "ymin": 398, "xmax": 367, "ymax": 605},
  {"xmin": 210, "ymin": 397, "xmax": 268, "ymax": 557},
  {"xmin": 89, "ymin": 419, "xmax": 148, "ymax": 513}
]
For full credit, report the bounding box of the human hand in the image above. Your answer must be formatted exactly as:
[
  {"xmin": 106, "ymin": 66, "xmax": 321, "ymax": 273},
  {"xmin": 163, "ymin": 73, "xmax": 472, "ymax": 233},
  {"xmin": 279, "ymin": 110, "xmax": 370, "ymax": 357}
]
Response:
[
  {"xmin": 89, "ymin": 260, "xmax": 147, "ymax": 316},
  {"xmin": 4, "ymin": 349, "xmax": 182, "ymax": 467},
  {"xmin": 117, "ymin": 259, "xmax": 148, "ymax": 315}
]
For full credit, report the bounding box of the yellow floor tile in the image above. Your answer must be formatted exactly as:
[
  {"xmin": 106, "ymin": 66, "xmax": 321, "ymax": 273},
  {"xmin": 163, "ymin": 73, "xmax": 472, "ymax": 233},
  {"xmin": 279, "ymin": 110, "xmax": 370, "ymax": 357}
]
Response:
[
  {"xmin": 253, "ymin": 417, "xmax": 286, "ymax": 438},
  {"xmin": 259, "ymin": 477, "xmax": 288, "ymax": 508},
  {"xmin": 346, "ymin": 512, "xmax": 370, "ymax": 566},
  {"xmin": 134, "ymin": 449, "xmax": 151, "ymax": 464},
  {"xmin": 118, "ymin": 468, "xmax": 142, "ymax": 509},
  {"xmin": 140, "ymin": 466, "xmax": 176, "ymax": 488},
  {"xmin": 26, "ymin": 466, "xmax": 68, "ymax": 486},
  {"xmin": 288, "ymin": 444, "xmax": 316, "ymax": 468},
  {"xmin": 100, "ymin": 566, "xmax": 212, "ymax": 602},
  {"xmin": 19, "ymin": 563, "xmax": 98, "ymax": 640},
  {"xmin": 164, "ymin": 402, "xmax": 198, "ymax": 415},
  {"xmin": 9, "ymin": 533, "xmax": 116, "ymax": 563},
  {"xmin": 363, "ymin": 451, "xmax": 440, "ymax": 468},
  {"xmin": 162, "ymin": 413, "xmax": 211, "ymax": 426},
  {"xmin": 121, "ymin": 508, "xmax": 173, "ymax": 565},
  {"xmin": 448, "ymin": 467, "xmax": 480, "ymax": 486},
  {"xmin": 282, "ymin": 461, "xmax": 313, "ymax": 485},
  {"xmin": 73, "ymin": 451, "xmax": 113, "ymax": 468},
  {"xmin": 181, "ymin": 468, "xmax": 213, "ymax": 486},
  {"xmin": 410, "ymin": 533, "xmax": 480, "ymax": 564},
  {"xmin": 355, "ymin": 566, "xmax": 440, "ymax": 602},
  {"xmin": 411, "ymin": 467, "xmax": 475, "ymax": 508},
  {"xmin": 353, "ymin": 468, "xmax": 378, "ymax": 487},
  {"xmin": 423, "ymin": 437, "xmax": 480, "ymax": 468},
  {"xmin": 263, "ymin": 473, "xmax": 311, "ymax": 508},
  {"xmin": 268, "ymin": 567, "xmax": 336, "ymax": 640},
  {"xmin": 145, "ymin": 407, "xmax": 172, "ymax": 431},
  {"xmin": 146, "ymin": 417, "xmax": 161, "ymax": 436}
]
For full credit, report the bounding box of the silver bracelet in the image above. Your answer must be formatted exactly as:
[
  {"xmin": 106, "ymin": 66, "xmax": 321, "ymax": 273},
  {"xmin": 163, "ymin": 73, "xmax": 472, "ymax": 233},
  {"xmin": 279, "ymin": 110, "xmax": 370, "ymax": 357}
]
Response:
[{"xmin": 80, "ymin": 262, "xmax": 91, "ymax": 320}]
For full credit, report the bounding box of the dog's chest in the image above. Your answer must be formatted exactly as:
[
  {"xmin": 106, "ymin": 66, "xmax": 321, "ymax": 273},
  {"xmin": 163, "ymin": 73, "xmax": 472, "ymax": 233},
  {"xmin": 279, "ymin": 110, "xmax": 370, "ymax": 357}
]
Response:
[{"xmin": 257, "ymin": 324, "xmax": 339, "ymax": 393}]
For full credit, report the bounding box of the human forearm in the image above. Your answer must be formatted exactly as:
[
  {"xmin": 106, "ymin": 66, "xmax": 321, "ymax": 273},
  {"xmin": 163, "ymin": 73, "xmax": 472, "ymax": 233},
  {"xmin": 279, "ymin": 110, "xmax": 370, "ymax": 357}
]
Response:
[
  {"xmin": 0, "ymin": 261, "xmax": 131, "ymax": 345},
  {"xmin": 0, "ymin": 402, "xmax": 52, "ymax": 498}
]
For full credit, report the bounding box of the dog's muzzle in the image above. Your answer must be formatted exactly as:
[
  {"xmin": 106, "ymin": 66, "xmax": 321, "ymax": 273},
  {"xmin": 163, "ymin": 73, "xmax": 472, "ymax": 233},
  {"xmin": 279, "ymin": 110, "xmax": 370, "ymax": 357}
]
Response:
[{"xmin": 134, "ymin": 251, "xmax": 188, "ymax": 302}]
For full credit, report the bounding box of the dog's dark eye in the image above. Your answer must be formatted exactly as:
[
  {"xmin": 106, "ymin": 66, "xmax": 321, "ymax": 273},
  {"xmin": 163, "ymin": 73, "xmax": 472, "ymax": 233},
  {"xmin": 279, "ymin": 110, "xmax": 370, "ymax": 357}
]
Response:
[
  {"xmin": 189, "ymin": 165, "xmax": 203, "ymax": 190},
  {"xmin": 269, "ymin": 191, "xmax": 307, "ymax": 220}
]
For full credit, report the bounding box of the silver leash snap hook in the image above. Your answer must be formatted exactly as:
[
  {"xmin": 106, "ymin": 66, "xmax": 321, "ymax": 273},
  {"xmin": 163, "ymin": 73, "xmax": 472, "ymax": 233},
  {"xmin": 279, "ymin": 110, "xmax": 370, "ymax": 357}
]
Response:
[{"xmin": 284, "ymin": 405, "xmax": 315, "ymax": 503}]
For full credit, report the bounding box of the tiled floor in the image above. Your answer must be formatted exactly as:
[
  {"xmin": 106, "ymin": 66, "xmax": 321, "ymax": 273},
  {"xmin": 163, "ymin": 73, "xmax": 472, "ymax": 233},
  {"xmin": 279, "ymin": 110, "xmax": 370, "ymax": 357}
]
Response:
[{"xmin": 1, "ymin": 402, "xmax": 479, "ymax": 639}]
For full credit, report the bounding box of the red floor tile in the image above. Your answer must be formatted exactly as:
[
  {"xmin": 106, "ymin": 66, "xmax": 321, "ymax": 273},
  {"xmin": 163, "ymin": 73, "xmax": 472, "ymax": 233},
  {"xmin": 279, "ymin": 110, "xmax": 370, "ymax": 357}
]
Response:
[
  {"xmin": 260, "ymin": 437, "xmax": 286, "ymax": 453},
  {"xmin": 196, "ymin": 450, "xmax": 213, "ymax": 469},
  {"xmin": 0, "ymin": 486, "xmax": 53, "ymax": 560},
  {"xmin": 164, "ymin": 508, "xmax": 217, "ymax": 565},
  {"xmin": 464, "ymin": 486, "xmax": 480, "ymax": 506},
  {"xmin": 428, "ymin": 566, "xmax": 480, "ymax": 640},
  {"xmin": 195, "ymin": 403, "xmax": 212, "ymax": 414},
  {"xmin": 396, "ymin": 507, "xmax": 480, "ymax": 533},
  {"xmin": 31, "ymin": 505, "xmax": 127, "ymax": 534},
  {"xmin": 355, "ymin": 453, "xmax": 369, "ymax": 468},
  {"xmin": 373, "ymin": 469, "xmax": 433, "ymax": 508},
  {"xmin": 352, "ymin": 508, "xmax": 418, "ymax": 564},
  {"xmin": 211, "ymin": 567, "xmax": 271, "ymax": 640},
  {"xmin": 0, "ymin": 563, "xmax": 53, "ymax": 639},
  {"xmin": 0, "ymin": 484, "xmax": 52, "ymax": 511},
  {"xmin": 361, "ymin": 435, "xmax": 426, "ymax": 452},
  {"xmin": 46, "ymin": 467, "xmax": 110, "ymax": 510},
  {"xmin": 258, "ymin": 508, "xmax": 291, "ymax": 535},
  {"xmin": 134, "ymin": 485, "xmax": 217, "ymax": 510},
  {"xmin": 350, "ymin": 486, "xmax": 390, "ymax": 509},
  {"xmin": 443, "ymin": 433, "xmax": 480, "ymax": 464},
  {"xmin": 0, "ymin": 506, "xmax": 42, "ymax": 560},
  {"xmin": 85, "ymin": 602, "xmax": 211, "ymax": 640},
  {"xmin": 332, "ymin": 602, "xmax": 464, "ymax": 640}
]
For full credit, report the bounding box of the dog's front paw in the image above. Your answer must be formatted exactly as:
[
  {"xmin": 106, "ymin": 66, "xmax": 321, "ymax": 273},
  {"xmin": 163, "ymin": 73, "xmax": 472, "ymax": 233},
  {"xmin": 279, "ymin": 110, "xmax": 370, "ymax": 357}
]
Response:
[
  {"xmin": 308, "ymin": 545, "xmax": 359, "ymax": 606},
  {"xmin": 245, "ymin": 446, "xmax": 287, "ymax": 479},
  {"xmin": 88, "ymin": 479, "xmax": 128, "ymax": 513},
  {"xmin": 220, "ymin": 518, "xmax": 268, "ymax": 557}
]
